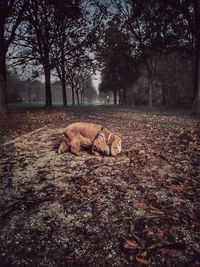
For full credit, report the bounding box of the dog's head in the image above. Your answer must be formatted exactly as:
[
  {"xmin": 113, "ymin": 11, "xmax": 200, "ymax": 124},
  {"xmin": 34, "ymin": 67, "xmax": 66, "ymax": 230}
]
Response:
[{"xmin": 110, "ymin": 135, "xmax": 122, "ymax": 156}]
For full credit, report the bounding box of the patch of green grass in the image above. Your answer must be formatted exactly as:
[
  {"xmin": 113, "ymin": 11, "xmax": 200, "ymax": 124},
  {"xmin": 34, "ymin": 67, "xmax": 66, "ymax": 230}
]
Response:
[
  {"xmin": 7, "ymin": 103, "xmax": 191, "ymax": 118},
  {"xmin": 8, "ymin": 103, "xmax": 45, "ymax": 109}
]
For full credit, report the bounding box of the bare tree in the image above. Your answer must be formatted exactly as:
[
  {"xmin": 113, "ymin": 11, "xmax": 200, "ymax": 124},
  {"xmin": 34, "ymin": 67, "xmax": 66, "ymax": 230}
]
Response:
[
  {"xmin": 65, "ymin": 55, "xmax": 94, "ymax": 105},
  {"xmin": 23, "ymin": 0, "xmax": 60, "ymax": 108},
  {"xmin": 55, "ymin": 0, "xmax": 108, "ymax": 106},
  {"xmin": 0, "ymin": 0, "xmax": 28, "ymax": 113}
]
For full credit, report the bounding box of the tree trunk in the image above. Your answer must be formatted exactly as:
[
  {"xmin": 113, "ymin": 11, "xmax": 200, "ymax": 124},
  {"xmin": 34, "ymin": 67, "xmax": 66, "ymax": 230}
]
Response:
[
  {"xmin": 0, "ymin": 50, "xmax": 7, "ymax": 114},
  {"xmin": 192, "ymin": 40, "xmax": 200, "ymax": 114},
  {"xmin": 61, "ymin": 45, "xmax": 67, "ymax": 107},
  {"xmin": 81, "ymin": 89, "xmax": 84, "ymax": 104},
  {"xmin": 149, "ymin": 77, "xmax": 153, "ymax": 108},
  {"xmin": 61, "ymin": 78, "xmax": 67, "ymax": 107},
  {"xmin": 113, "ymin": 90, "xmax": 117, "ymax": 104},
  {"xmin": 76, "ymin": 90, "xmax": 80, "ymax": 105},
  {"xmin": 192, "ymin": 0, "xmax": 200, "ymax": 115},
  {"xmin": 71, "ymin": 84, "xmax": 75, "ymax": 105},
  {"xmin": 118, "ymin": 89, "xmax": 122, "ymax": 105},
  {"xmin": 44, "ymin": 65, "xmax": 52, "ymax": 108}
]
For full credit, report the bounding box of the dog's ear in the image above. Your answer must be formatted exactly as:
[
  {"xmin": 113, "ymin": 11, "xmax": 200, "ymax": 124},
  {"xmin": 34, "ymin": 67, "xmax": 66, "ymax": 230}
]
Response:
[{"xmin": 110, "ymin": 135, "xmax": 122, "ymax": 156}]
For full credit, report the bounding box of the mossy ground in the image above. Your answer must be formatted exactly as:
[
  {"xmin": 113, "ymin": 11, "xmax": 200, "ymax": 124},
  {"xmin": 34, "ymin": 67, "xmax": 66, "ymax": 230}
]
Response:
[{"xmin": 0, "ymin": 106, "xmax": 200, "ymax": 266}]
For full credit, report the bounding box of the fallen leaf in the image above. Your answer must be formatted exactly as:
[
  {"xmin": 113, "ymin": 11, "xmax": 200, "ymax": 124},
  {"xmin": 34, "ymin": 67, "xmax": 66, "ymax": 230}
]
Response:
[
  {"xmin": 140, "ymin": 251, "xmax": 148, "ymax": 257},
  {"xmin": 132, "ymin": 233, "xmax": 146, "ymax": 248},
  {"xmin": 123, "ymin": 240, "xmax": 142, "ymax": 250},
  {"xmin": 133, "ymin": 202, "xmax": 148, "ymax": 209},
  {"xmin": 149, "ymin": 209, "xmax": 164, "ymax": 216},
  {"xmin": 138, "ymin": 150, "xmax": 146, "ymax": 155},
  {"xmin": 80, "ymin": 185, "xmax": 91, "ymax": 190},
  {"xmin": 167, "ymin": 185, "xmax": 184, "ymax": 193},
  {"xmin": 188, "ymin": 209, "xmax": 198, "ymax": 221},
  {"xmin": 159, "ymin": 248, "xmax": 183, "ymax": 257},
  {"xmin": 148, "ymin": 243, "xmax": 162, "ymax": 250},
  {"xmin": 136, "ymin": 255, "xmax": 150, "ymax": 265},
  {"xmin": 130, "ymin": 223, "xmax": 135, "ymax": 234},
  {"xmin": 146, "ymin": 154, "xmax": 152, "ymax": 160}
]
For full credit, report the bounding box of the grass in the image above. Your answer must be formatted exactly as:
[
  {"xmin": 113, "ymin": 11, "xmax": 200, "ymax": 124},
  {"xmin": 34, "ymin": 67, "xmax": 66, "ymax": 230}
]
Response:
[{"xmin": 7, "ymin": 103, "xmax": 192, "ymax": 118}]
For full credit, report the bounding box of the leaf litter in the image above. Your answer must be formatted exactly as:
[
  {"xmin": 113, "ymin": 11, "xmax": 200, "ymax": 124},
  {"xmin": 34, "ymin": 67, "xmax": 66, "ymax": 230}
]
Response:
[{"xmin": 0, "ymin": 107, "xmax": 200, "ymax": 266}]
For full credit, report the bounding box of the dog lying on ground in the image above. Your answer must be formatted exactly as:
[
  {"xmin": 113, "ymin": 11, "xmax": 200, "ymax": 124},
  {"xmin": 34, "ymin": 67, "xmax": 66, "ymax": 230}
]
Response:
[{"xmin": 58, "ymin": 122, "xmax": 122, "ymax": 156}]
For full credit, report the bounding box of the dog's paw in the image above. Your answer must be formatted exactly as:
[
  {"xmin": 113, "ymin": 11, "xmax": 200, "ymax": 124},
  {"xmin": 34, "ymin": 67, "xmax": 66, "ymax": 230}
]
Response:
[
  {"xmin": 92, "ymin": 150, "xmax": 100, "ymax": 156},
  {"xmin": 58, "ymin": 147, "xmax": 63, "ymax": 154},
  {"xmin": 71, "ymin": 150, "xmax": 81, "ymax": 156}
]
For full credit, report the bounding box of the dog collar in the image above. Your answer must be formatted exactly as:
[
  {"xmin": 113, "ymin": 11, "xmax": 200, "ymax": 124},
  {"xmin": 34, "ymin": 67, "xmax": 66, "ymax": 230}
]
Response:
[
  {"xmin": 107, "ymin": 132, "xmax": 112, "ymax": 143},
  {"xmin": 101, "ymin": 128, "xmax": 114, "ymax": 145},
  {"xmin": 105, "ymin": 130, "xmax": 114, "ymax": 145},
  {"xmin": 93, "ymin": 127, "xmax": 115, "ymax": 146},
  {"xmin": 93, "ymin": 126, "xmax": 104, "ymax": 141}
]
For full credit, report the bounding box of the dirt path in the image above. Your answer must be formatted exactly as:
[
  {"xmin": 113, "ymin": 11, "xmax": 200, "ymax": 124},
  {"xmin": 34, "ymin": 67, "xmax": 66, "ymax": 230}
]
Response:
[{"xmin": 0, "ymin": 107, "xmax": 200, "ymax": 266}]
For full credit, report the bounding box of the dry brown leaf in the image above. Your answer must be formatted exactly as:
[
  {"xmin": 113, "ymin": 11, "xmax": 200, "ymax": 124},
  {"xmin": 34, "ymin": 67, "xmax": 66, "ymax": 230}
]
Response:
[
  {"xmin": 149, "ymin": 209, "xmax": 164, "ymax": 216},
  {"xmin": 136, "ymin": 255, "xmax": 150, "ymax": 265},
  {"xmin": 71, "ymin": 204, "xmax": 80, "ymax": 209},
  {"xmin": 148, "ymin": 205, "xmax": 165, "ymax": 215},
  {"xmin": 146, "ymin": 154, "xmax": 152, "ymax": 160},
  {"xmin": 140, "ymin": 251, "xmax": 148, "ymax": 257},
  {"xmin": 188, "ymin": 209, "xmax": 198, "ymax": 221},
  {"xmin": 159, "ymin": 248, "xmax": 183, "ymax": 257},
  {"xmin": 138, "ymin": 150, "xmax": 146, "ymax": 156},
  {"xmin": 133, "ymin": 202, "xmax": 148, "ymax": 209},
  {"xmin": 149, "ymin": 205, "xmax": 162, "ymax": 211},
  {"xmin": 80, "ymin": 185, "xmax": 91, "ymax": 190},
  {"xmin": 148, "ymin": 243, "xmax": 162, "ymax": 250},
  {"xmin": 123, "ymin": 240, "xmax": 142, "ymax": 250},
  {"xmin": 132, "ymin": 233, "xmax": 146, "ymax": 248},
  {"xmin": 168, "ymin": 185, "xmax": 184, "ymax": 193},
  {"xmin": 130, "ymin": 223, "xmax": 135, "ymax": 234}
]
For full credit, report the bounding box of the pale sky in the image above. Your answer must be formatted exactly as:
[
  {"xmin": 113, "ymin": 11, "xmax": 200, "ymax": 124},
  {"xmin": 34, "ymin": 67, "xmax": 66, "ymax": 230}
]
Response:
[{"xmin": 38, "ymin": 70, "xmax": 101, "ymax": 95}]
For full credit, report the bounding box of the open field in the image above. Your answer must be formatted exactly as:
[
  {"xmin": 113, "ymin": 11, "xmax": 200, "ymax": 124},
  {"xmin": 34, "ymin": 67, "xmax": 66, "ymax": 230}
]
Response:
[{"xmin": 0, "ymin": 106, "xmax": 200, "ymax": 266}]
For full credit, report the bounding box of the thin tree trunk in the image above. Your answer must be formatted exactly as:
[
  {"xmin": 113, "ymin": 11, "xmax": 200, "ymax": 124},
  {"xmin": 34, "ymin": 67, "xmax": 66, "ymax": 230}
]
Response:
[
  {"xmin": 118, "ymin": 89, "xmax": 122, "ymax": 105},
  {"xmin": 113, "ymin": 90, "xmax": 117, "ymax": 104},
  {"xmin": 193, "ymin": 43, "xmax": 199, "ymax": 102},
  {"xmin": 81, "ymin": 89, "xmax": 84, "ymax": 104},
  {"xmin": 61, "ymin": 44, "xmax": 67, "ymax": 107},
  {"xmin": 76, "ymin": 90, "xmax": 80, "ymax": 105},
  {"xmin": 71, "ymin": 84, "xmax": 75, "ymax": 105},
  {"xmin": 44, "ymin": 65, "xmax": 52, "ymax": 108},
  {"xmin": 113, "ymin": 90, "xmax": 117, "ymax": 105},
  {"xmin": 61, "ymin": 78, "xmax": 67, "ymax": 107},
  {"xmin": 0, "ymin": 50, "xmax": 7, "ymax": 113}
]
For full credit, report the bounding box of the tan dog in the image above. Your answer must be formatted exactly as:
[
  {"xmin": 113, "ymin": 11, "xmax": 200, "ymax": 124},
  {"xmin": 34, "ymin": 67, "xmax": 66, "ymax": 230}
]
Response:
[{"xmin": 58, "ymin": 122, "xmax": 122, "ymax": 156}]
